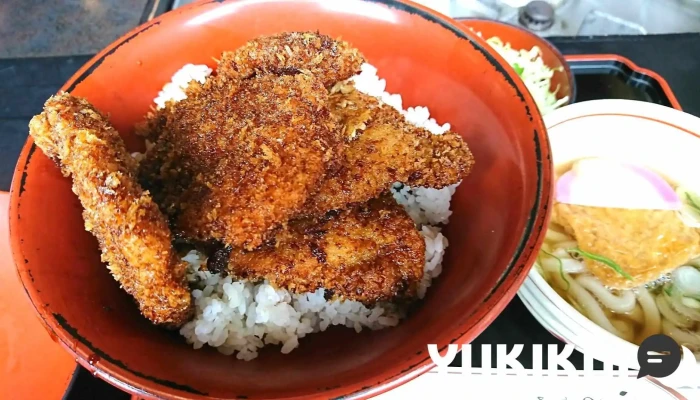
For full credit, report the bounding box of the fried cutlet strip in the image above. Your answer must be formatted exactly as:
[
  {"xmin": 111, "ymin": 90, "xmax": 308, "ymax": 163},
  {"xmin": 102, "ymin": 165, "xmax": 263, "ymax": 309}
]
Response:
[
  {"xmin": 301, "ymin": 84, "xmax": 475, "ymax": 217},
  {"xmin": 553, "ymin": 203, "xmax": 700, "ymax": 289},
  {"xmin": 28, "ymin": 93, "xmax": 192, "ymax": 327},
  {"xmin": 217, "ymin": 31, "xmax": 365, "ymax": 88},
  {"xmin": 215, "ymin": 195, "xmax": 426, "ymax": 304},
  {"xmin": 142, "ymin": 73, "xmax": 341, "ymax": 250}
]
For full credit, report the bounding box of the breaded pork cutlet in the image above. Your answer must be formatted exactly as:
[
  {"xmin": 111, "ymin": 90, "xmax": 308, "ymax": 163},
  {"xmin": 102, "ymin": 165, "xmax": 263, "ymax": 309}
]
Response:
[
  {"xmin": 139, "ymin": 32, "xmax": 366, "ymax": 250},
  {"xmin": 141, "ymin": 73, "xmax": 340, "ymax": 251},
  {"xmin": 301, "ymin": 82, "xmax": 475, "ymax": 217},
  {"xmin": 28, "ymin": 93, "xmax": 192, "ymax": 327},
  {"xmin": 212, "ymin": 195, "xmax": 426, "ymax": 304},
  {"xmin": 136, "ymin": 31, "xmax": 363, "ymax": 143},
  {"xmin": 217, "ymin": 31, "xmax": 365, "ymax": 88}
]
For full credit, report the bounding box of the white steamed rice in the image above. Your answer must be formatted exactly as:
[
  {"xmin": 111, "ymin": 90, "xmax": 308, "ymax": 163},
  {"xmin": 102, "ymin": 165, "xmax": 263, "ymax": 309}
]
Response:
[
  {"xmin": 150, "ymin": 62, "xmax": 459, "ymax": 360},
  {"xmin": 154, "ymin": 64, "xmax": 213, "ymax": 110}
]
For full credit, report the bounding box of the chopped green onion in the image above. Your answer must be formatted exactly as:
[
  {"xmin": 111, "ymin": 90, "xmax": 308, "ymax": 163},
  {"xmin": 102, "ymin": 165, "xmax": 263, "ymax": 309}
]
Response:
[
  {"xmin": 681, "ymin": 297, "xmax": 700, "ymax": 309},
  {"xmin": 567, "ymin": 248, "xmax": 633, "ymax": 281},
  {"xmin": 672, "ymin": 265, "xmax": 700, "ymax": 297},
  {"xmin": 541, "ymin": 249, "xmax": 569, "ymax": 291},
  {"xmin": 663, "ymin": 283, "xmax": 700, "ymax": 302},
  {"xmin": 664, "ymin": 284, "xmax": 674, "ymax": 297},
  {"xmin": 686, "ymin": 192, "xmax": 700, "ymax": 214},
  {"xmin": 534, "ymin": 261, "xmax": 544, "ymax": 276},
  {"xmin": 513, "ymin": 62, "xmax": 524, "ymax": 76}
]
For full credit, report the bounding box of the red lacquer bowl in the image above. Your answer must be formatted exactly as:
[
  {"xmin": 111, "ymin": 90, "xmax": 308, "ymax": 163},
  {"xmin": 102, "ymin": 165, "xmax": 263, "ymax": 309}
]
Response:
[
  {"xmin": 8, "ymin": 1, "xmax": 552, "ymax": 399},
  {"xmin": 458, "ymin": 18, "xmax": 576, "ymax": 108}
]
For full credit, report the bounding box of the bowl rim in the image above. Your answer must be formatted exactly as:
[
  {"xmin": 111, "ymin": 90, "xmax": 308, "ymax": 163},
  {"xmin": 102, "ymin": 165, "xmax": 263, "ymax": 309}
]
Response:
[
  {"xmin": 455, "ymin": 17, "xmax": 577, "ymax": 107},
  {"xmin": 519, "ymin": 98, "xmax": 700, "ymax": 366},
  {"xmin": 7, "ymin": 0, "xmax": 553, "ymax": 398}
]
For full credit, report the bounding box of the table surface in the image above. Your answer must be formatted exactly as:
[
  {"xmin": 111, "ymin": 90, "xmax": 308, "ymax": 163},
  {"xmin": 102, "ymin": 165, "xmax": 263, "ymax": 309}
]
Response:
[
  {"xmin": 0, "ymin": 33, "xmax": 699, "ymax": 398},
  {"xmin": 0, "ymin": 0, "xmax": 155, "ymax": 59}
]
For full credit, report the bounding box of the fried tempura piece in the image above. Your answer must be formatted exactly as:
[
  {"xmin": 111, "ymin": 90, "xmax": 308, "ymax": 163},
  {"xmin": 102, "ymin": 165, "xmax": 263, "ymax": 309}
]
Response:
[
  {"xmin": 301, "ymin": 83, "xmax": 475, "ymax": 217},
  {"xmin": 141, "ymin": 73, "xmax": 341, "ymax": 250},
  {"xmin": 28, "ymin": 93, "xmax": 192, "ymax": 327},
  {"xmin": 553, "ymin": 203, "xmax": 700, "ymax": 289},
  {"xmin": 215, "ymin": 196, "xmax": 425, "ymax": 304},
  {"xmin": 217, "ymin": 31, "xmax": 365, "ymax": 88}
]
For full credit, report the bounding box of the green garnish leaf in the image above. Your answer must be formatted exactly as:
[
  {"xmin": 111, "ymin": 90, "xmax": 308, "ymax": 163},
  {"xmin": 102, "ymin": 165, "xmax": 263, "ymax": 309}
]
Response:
[
  {"xmin": 568, "ymin": 248, "xmax": 633, "ymax": 281},
  {"xmin": 664, "ymin": 285, "xmax": 673, "ymax": 297},
  {"xmin": 664, "ymin": 282, "xmax": 700, "ymax": 301},
  {"xmin": 686, "ymin": 192, "xmax": 700, "ymax": 214},
  {"xmin": 541, "ymin": 249, "xmax": 569, "ymax": 291},
  {"xmin": 513, "ymin": 62, "xmax": 524, "ymax": 76}
]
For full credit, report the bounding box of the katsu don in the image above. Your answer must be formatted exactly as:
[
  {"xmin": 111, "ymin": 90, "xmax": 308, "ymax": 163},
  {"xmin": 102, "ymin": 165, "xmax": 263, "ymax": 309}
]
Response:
[
  {"xmin": 25, "ymin": 29, "xmax": 476, "ymax": 359},
  {"xmin": 28, "ymin": 93, "xmax": 192, "ymax": 327},
  {"xmin": 211, "ymin": 195, "xmax": 426, "ymax": 304}
]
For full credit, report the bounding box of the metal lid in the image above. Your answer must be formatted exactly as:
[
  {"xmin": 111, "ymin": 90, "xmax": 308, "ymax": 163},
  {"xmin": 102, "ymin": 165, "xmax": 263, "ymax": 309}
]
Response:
[{"xmin": 519, "ymin": 1, "xmax": 555, "ymax": 31}]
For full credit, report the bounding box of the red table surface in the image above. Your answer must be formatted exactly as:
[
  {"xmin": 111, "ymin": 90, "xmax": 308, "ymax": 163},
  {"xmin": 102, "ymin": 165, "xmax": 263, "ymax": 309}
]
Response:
[{"xmin": 0, "ymin": 191, "xmax": 77, "ymax": 399}]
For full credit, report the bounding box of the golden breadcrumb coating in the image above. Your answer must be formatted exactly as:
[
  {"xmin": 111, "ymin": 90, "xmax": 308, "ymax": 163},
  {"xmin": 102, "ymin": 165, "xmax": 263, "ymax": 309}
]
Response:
[
  {"xmin": 214, "ymin": 195, "xmax": 425, "ymax": 304},
  {"xmin": 134, "ymin": 107, "xmax": 167, "ymax": 143},
  {"xmin": 141, "ymin": 72, "xmax": 340, "ymax": 250},
  {"xmin": 28, "ymin": 93, "xmax": 192, "ymax": 327},
  {"xmin": 217, "ymin": 31, "xmax": 365, "ymax": 88},
  {"xmin": 301, "ymin": 82, "xmax": 475, "ymax": 217},
  {"xmin": 139, "ymin": 32, "xmax": 367, "ymax": 250}
]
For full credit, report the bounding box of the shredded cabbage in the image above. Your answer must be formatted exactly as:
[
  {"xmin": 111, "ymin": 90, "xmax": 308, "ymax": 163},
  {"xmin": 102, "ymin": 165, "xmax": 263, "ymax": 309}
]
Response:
[{"xmin": 483, "ymin": 36, "xmax": 570, "ymax": 115}]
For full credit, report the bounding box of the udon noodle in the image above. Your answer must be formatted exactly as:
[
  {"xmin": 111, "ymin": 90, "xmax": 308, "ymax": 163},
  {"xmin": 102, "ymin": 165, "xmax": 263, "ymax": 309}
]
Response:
[{"xmin": 537, "ymin": 160, "xmax": 700, "ymax": 355}]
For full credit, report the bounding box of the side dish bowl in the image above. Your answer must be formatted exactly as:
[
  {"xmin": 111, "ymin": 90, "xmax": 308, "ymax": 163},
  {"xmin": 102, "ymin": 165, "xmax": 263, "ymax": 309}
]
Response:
[
  {"xmin": 458, "ymin": 18, "xmax": 575, "ymax": 115},
  {"xmin": 9, "ymin": 0, "xmax": 551, "ymax": 398},
  {"xmin": 518, "ymin": 99, "xmax": 700, "ymax": 382}
]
